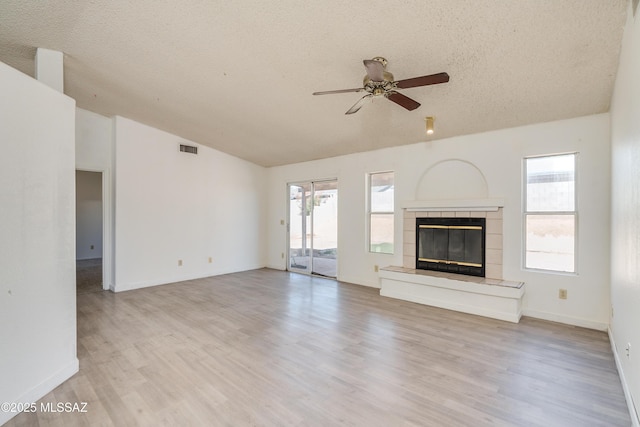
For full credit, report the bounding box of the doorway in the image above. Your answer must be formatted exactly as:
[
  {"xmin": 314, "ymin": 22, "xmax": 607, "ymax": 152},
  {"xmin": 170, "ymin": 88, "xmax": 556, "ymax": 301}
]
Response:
[
  {"xmin": 288, "ymin": 180, "xmax": 338, "ymax": 278},
  {"xmin": 75, "ymin": 170, "xmax": 104, "ymax": 293}
]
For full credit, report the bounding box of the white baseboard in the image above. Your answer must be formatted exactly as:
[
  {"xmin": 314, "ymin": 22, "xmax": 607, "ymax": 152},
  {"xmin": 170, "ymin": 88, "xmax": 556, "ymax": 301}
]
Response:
[
  {"xmin": 337, "ymin": 275, "xmax": 380, "ymax": 288},
  {"xmin": 113, "ymin": 264, "xmax": 266, "ymax": 292},
  {"xmin": 262, "ymin": 269, "xmax": 380, "ymax": 289},
  {"xmin": 0, "ymin": 358, "xmax": 79, "ymax": 425},
  {"xmin": 522, "ymin": 308, "xmax": 608, "ymax": 331},
  {"xmin": 608, "ymin": 327, "xmax": 640, "ymax": 427}
]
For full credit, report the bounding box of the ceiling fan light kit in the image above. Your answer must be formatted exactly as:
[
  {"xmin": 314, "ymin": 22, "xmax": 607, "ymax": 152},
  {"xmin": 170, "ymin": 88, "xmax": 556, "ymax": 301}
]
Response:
[{"xmin": 313, "ymin": 57, "xmax": 449, "ymax": 115}]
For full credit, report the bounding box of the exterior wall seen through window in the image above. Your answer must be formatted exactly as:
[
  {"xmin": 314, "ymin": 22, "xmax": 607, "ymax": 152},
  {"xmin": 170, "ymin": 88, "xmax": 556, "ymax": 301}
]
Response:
[
  {"xmin": 524, "ymin": 153, "xmax": 577, "ymax": 273},
  {"xmin": 369, "ymin": 171, "xmax": 394, "ymax": 254}
]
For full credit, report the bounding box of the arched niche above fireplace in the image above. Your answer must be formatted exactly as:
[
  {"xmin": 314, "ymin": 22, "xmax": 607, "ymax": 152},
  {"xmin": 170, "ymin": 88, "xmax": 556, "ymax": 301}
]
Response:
[{"xmin": 415, "ymin": 159, "xmax": 489, "ymax": 201}]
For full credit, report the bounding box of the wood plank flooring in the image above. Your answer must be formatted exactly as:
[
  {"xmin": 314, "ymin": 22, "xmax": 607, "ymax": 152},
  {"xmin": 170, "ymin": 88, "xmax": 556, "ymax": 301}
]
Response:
[{"xmin": 5, "ymin": 269, "xmax": 631, "ymax": 426}]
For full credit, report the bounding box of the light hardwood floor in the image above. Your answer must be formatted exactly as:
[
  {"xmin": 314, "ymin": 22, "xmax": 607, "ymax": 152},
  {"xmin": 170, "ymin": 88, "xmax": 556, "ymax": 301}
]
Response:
[{"xmin": 6, "ymin": 269, "xmax": 631, "ymax": 426}]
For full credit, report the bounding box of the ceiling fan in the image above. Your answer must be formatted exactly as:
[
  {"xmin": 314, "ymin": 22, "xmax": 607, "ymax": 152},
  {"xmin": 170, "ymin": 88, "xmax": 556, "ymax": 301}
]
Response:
[{"xmin": 313, "ymin": 57, "xmax": 449, "ymax": 115}]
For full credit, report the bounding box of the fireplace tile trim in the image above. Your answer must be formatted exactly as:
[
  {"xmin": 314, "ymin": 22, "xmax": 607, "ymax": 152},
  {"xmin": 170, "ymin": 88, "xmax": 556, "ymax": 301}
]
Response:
[{"xmin": 403, "ymin": 207, "xmax": 503, "ymax": 280}]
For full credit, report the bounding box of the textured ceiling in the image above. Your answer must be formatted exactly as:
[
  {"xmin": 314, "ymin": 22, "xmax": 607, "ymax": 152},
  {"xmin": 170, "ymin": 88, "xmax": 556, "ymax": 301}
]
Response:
[{"xmin": 0, "ymin": 1, "xmax": 628, "ymax": 167}]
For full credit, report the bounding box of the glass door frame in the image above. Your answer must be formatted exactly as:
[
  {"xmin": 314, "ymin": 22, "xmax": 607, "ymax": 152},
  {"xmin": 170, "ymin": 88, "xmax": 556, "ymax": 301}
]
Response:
[{"xmin": 287, "ymin": 179, "xmax": 337, "ymax": 277}]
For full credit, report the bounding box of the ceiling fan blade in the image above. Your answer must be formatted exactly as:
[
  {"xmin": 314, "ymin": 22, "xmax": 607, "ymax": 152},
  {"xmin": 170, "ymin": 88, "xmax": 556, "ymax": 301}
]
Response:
[
  {"xmin": 313, "ymin": 88, "xmax": 364, "ymax": 95},
  {"xmin": 395, "ymin": 72, "xmax": 450, "ymax": 89},
  {"xmin": 363, "ymin": 59, "xmax": 385, "ymax": 82},
  {"xmin": 345, "ymin": 94, "xmax": 373, "ymax": 115},
  {"xmin": 386, "ymin": 91, "xmax": 421, "ymax": 111}
]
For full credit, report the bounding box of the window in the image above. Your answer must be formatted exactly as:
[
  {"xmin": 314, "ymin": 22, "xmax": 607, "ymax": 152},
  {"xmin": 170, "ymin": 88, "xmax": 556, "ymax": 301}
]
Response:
[
  {"xmin": 369, "ymin": 171, "xmax": 394, "ymax": 253},
  {"xmin": 524, "ymin": 153, "xmax": 576, "ymax": 273}
]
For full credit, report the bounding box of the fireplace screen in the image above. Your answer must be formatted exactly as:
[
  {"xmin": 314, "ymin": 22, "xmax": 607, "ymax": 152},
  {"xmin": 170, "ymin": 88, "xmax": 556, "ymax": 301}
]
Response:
[{"xmin": 416, "ymin": 217, "xmax": 486, "ymax": 277}]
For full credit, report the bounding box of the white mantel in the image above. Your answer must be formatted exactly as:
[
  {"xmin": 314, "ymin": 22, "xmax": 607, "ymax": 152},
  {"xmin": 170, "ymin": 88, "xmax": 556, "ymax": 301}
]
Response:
[{"xmin": 401, "ymin": 198, "xmax": 505, "ymax": 211}]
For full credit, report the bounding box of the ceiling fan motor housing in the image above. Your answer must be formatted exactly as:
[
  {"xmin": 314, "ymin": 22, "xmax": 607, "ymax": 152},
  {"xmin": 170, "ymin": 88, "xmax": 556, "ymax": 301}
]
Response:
[{"xmin": 363, "ymin": 71, "xmax": 395, "ymax": 95}]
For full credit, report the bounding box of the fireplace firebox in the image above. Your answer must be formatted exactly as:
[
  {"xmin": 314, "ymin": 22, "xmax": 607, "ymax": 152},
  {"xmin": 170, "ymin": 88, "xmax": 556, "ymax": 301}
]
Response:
[{"xmin": 416, "ymin": 217, "xmax": 486, "ymax": 277}]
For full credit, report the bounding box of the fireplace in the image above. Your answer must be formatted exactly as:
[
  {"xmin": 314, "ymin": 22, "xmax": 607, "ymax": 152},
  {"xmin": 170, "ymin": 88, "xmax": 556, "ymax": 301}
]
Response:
[{"xmin": 416, "ymin": 217, "xmax": 486, "ymax": 277}]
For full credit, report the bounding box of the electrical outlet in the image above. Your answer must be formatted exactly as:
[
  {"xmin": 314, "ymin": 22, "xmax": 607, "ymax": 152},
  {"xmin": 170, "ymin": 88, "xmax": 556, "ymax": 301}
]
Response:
[
  {"xmin": 178, "ymin": 259, "xmax": 183, "ymax": 266},
  {"xmin": 208, "ymin": 257, "xmax": 212, "ymax": 263},
  {"xmin": 280, "ymin": 219, "xmax": 285, "ymax": 225},
  {"xmin": 559, "ymin": 289, "xmax": 567, "ymax": 299},
  {"xmin": 90, "ymin": 245, "xmax": 94, "ymax": 250},
  {"xmin": 626, "ymin": 343, "xmax": 631, "ymax": 358},
  {"xmin": 281, "ymin": 252, "xmax": 284, "ymax": 259},
  {"xmin": 374, "ymin": 265, "xmax": 379, "ymax": 273}
]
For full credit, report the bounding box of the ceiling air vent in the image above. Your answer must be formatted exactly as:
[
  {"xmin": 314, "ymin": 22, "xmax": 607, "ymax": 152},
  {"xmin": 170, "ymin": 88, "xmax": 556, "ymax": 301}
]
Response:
[{"xmin": 179, "ymin": 144, "xmax": 198, "ymax": 155}]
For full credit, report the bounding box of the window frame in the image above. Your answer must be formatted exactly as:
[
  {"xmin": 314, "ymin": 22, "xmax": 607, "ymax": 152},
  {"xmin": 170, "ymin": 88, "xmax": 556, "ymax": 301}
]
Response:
[
  {"xmin": 368, "ymin": 171, "xmax": 395, "ymax": 254},
  {"xmin": 523, "ymin": 152, "xmax": 578, "ymax": 274}
]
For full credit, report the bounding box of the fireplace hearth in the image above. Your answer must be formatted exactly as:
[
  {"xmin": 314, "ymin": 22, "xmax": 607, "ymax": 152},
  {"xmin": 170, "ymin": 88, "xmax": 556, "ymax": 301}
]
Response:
[{"xmin": 416, "ymin": 217, "xmax": 486, "ymax": 277}]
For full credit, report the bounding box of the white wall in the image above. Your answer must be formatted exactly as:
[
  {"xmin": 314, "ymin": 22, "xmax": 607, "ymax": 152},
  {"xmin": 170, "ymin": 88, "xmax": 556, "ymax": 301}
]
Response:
[
  {"xmin": 76, "ymin": 109, "xmax": 268, "ymax": 291},
  {"xmin": 610, "ymin": 1, "xmax": 640, "ymax": 424},
  {"xmin": 76, "ymin": 108, "xmax": 113, "ymax": 170},
  {"xmin": 113, "ymin": 116, "xmax": 266, "ymax": 291},
  {"xmin": 76, "ymin": 170, "xmax": 103, "ymax": 260},
  {"xmin": 0, "ymin": 61, "xmax": 78, "ymax": 425},
  {"xmin": 76, "ymin": 107, "xmax": 114, "ymax": 288},
  {"xmin": 267, "ymin": 114, "xmax": 611, "ymax": 330}
]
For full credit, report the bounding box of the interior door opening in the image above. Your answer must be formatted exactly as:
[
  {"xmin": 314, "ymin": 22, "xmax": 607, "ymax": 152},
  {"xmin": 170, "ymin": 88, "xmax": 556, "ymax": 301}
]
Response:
[
  {"xmin": 288, "ymin": 180, "xmax": 338, "ymax": 278},
  {"xmin": 75, "ymin": 170, "xmax": 105, "ymax": 294}
]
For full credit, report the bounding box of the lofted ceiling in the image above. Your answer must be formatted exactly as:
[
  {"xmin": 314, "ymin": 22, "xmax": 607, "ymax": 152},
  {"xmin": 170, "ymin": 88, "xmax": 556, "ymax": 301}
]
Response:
[{"xmin": 0, "ymin": 1, "xmax": 629, "ymax": 167}]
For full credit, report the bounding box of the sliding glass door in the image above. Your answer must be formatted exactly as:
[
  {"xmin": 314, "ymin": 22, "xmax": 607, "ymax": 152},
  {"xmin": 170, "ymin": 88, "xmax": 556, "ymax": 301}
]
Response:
[
  {"xmin": 288, "ymin": 180, "xmax": 337, "ymax": 278},
  {"xmin": 289, "ymin": 183, "xmax": 312, "ymax": 274}
]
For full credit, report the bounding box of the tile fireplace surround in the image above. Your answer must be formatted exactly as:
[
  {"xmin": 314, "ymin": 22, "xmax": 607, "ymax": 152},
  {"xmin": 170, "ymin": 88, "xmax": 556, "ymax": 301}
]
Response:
[
  {"xmin": 404, "ymin": 208, "xmax": 503, "ymax": 280},
  {"xmin": 379, "ymin": 202, "xmax": 525, "ymax": 323}
]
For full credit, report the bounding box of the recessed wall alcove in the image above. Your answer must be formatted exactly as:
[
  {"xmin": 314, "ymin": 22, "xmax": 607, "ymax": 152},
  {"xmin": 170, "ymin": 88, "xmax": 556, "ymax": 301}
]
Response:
[{"xmin": 415, "ymin": 159, "xmax": 489, "ymax": 201}]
